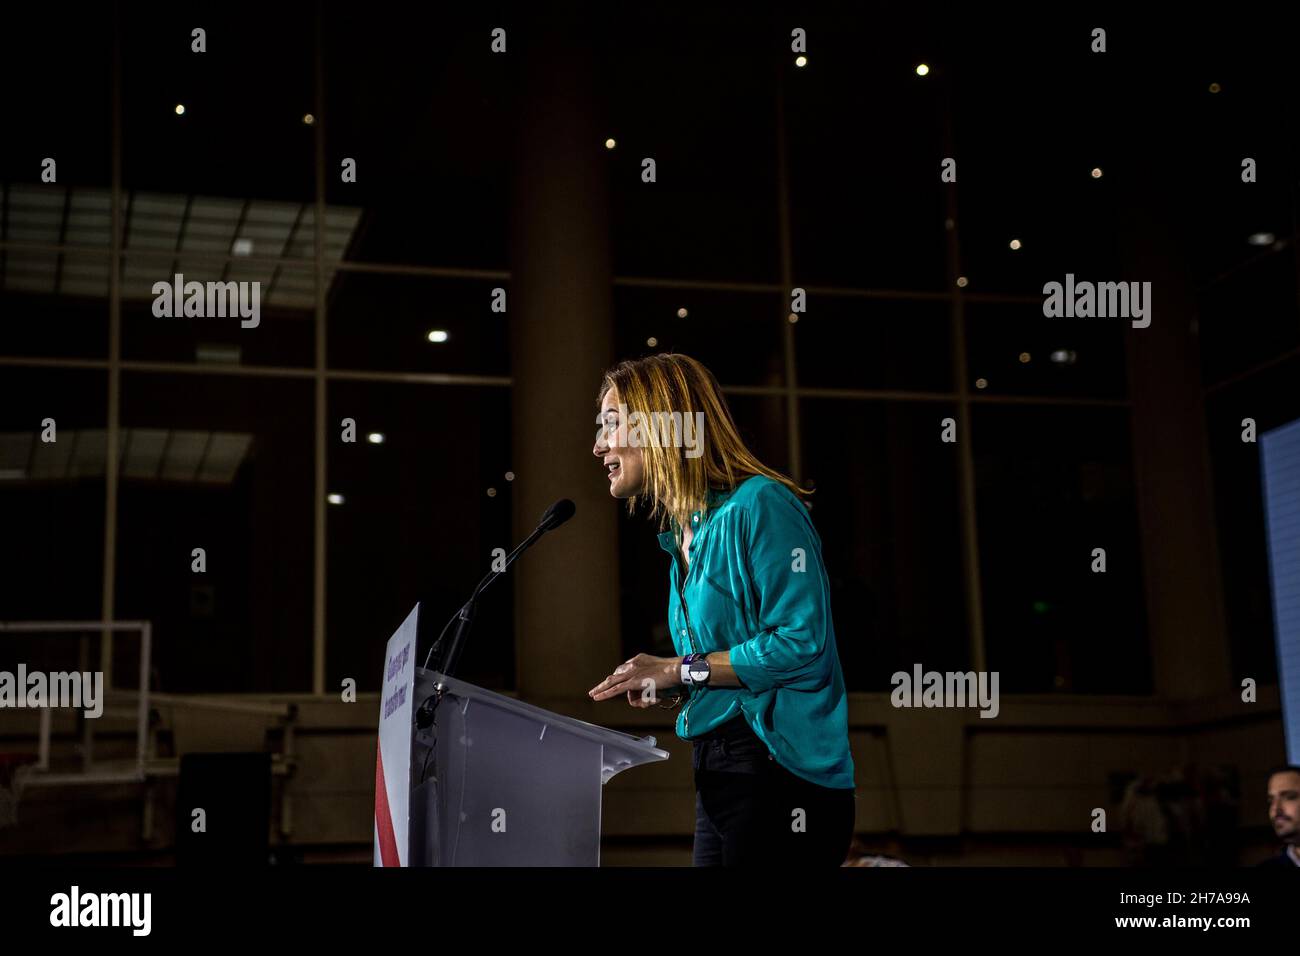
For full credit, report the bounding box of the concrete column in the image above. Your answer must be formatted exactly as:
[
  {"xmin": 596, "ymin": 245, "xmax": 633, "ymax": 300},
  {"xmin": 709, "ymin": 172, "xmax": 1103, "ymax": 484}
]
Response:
[
  {"xmin": 508, "ymin": 8, "xmax": 619, "ymax": 707},
  {"xmin": 1119, "ymin": 196, "xmax": 1232, "ymax": 701}
]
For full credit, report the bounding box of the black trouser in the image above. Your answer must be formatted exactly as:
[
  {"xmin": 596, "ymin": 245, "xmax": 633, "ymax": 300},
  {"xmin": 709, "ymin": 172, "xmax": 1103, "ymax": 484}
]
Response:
[{"xmin": 691, "ymin": 714, "xmax": 855, "ymax": 866}]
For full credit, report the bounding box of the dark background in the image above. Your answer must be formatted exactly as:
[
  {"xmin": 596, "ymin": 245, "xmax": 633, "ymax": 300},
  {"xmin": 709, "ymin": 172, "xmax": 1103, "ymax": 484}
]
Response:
[{"xmin": 0, "ymin": 4, "xmax": 1295, "ymax": 712}]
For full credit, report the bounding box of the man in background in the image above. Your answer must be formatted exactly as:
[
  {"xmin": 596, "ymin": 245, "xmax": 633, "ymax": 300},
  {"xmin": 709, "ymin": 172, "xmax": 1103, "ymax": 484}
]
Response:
[{"xmin": 1256, "ymin": 764, "xmax": 1300, "ymax": 867}]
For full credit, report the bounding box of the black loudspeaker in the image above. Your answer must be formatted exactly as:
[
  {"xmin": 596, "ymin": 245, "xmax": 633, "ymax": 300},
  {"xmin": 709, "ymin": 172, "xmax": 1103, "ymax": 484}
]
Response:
[{"xmin": 175, "ymin": 752, "xmax": 272, "ymax": 866}]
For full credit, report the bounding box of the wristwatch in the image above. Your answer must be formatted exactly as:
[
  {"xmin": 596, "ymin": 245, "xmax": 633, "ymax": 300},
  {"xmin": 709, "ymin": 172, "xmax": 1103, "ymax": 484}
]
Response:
[{"xmin": 681, "ymin": 653, "xmax": 711, "ymax": 687}]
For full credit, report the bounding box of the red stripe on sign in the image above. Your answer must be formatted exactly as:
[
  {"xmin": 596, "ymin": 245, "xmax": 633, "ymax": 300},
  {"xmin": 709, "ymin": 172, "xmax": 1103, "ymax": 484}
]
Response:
[{"xmin": 374, "ymin": 744, "xmax": 401, "ymax": 867}]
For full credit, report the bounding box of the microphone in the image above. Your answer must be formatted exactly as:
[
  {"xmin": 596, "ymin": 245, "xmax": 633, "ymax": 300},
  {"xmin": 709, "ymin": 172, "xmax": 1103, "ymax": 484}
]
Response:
[
  {"xmin": 416, "ymin": 497, "xmax": 576, "ymax": 730},
  {"xmin": 539, "ymin": 498, "xmax": 576, "ymax": 532},
  {"xmin": 471, "ymin": 498, "xmax": 574, "ymax": 598},
  {"xmin": 424, "ymin": 498, "xmax": 577, "ymax": 679}
]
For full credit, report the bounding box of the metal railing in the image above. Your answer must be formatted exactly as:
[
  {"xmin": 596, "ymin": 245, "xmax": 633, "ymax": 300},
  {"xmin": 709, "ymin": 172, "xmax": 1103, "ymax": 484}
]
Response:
[
  {"xmin": 0, "ymin": 620, "xmax": 151, "ymax": 785},
  {"xmin": 0, "ymin": 621, "xmax": 304, "ymax": 839}
]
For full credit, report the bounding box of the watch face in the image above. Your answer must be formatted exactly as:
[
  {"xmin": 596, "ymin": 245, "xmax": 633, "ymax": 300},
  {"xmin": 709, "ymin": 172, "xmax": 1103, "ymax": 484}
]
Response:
[{"xmin": 689, "ymin": 660, "xmax": 710, "ymax": 681}]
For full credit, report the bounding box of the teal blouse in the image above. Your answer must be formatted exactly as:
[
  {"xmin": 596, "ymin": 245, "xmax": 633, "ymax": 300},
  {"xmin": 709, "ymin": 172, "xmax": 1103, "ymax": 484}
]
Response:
[{"xmin": 657, "ymin": 475, "xmax": 856, "ymax": 791}]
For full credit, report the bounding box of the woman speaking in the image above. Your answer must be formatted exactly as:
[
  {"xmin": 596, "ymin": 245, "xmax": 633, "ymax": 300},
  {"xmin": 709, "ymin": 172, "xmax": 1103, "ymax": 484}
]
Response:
[{"xmin": 587, "ymin": 353, "xmax": 856, "ymax": 866}]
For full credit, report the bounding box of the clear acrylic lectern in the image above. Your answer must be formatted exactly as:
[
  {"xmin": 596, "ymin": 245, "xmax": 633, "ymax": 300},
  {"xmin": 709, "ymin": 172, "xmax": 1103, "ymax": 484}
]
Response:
[{"xmin": 405, "ymin": 668, "xmax": 669, "ymax": 866}]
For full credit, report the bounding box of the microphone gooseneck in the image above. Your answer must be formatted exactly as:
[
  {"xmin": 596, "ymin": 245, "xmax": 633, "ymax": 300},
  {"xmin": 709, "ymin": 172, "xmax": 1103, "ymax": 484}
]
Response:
[{"xmin": 422, "ymin": 498, "xmax": 577, "ymax": 678}]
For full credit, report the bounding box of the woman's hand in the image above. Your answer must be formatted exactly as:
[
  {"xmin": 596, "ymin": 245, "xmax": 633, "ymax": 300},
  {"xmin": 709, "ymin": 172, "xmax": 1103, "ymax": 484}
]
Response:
[
  {"xmin": 588, "ymin": 654, "xmax": 682, "ymax": 704},
  {"xmin": 625, "ymin": 688, "xmax": 654, "ymax": 708}
]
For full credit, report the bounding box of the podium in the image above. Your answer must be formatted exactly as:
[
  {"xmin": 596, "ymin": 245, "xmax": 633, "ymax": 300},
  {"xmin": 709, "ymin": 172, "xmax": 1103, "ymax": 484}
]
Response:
[{"xmin": 375, "ymin": 605, "xmax": 670, "ymax": 866}]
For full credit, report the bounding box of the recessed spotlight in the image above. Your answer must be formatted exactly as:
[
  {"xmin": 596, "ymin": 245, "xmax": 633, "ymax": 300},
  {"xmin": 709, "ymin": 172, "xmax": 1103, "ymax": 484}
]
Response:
[
  {"xmin": 604, "ymin": 138, "xmax": 616, "ymax": 150},
  {"xmin": 327, "ymin": 493, "xmax": 344, "ymax": 505},
  {"xmin": 1009, "ymin": 239, "xmax": 1022, "ymax": 251},
  {"xmin": 367, "ymin": 432, "xmax": 384, "ymax": 444},
  {"xmin": 303, "ymin": 113, "xmax": 315, "ymax": 125},
  {"xmin": 646, "ymin": 336, "xmax": 658, "ymax": 347},
  {"xmin": 1019, "ymin": 352, "xmax": 1031, "ymax": 364},
  {"xmin": 1248, "ymin": 232, "xmax": 1275, "ymax": 246},
  {"xmin": 677, "ymin": 307, "xmax": 688, "ymax": 318},
  {"xmin": 956, "ymin": 276, "xmax": 969, "ymax": 288},
  {"xmin": 915, "ymin": 63, "xmax": 930, "ymax": 76},
  {"xmin": 486, "ymin": 487, "xmax": 497, "ymax": 497},
  {"xmin": 795, "ymin": 55, "xmax": 807, "ymax": 67},
  {"xmin": 427, "ymin": 330, "xmax": 449, "ymax": 343},
  {"xmin": 787, "ymin": 313, "xmax": 799, "ymax": 324},
  {"xmin": 1208, "ymin": 82, "xmax": 1221, "ymax": 93},
  {"xmin": 1091, "ymin": 167, "xmax": 1103, "ymax": 178},
  {"xmin": 974, "ymin": 377, "xmax": 988, "ymax": 389},
  {"xmin": 1050, "ymin": 349, "xmax": 1078, "ymax": 365},
  {"xmin": 505, "ymin": 471, "xmax": 515, "ymax": 481},
  {"xmin": 174, "ymin": 104, "xmax": 186, "ymax": 115}
]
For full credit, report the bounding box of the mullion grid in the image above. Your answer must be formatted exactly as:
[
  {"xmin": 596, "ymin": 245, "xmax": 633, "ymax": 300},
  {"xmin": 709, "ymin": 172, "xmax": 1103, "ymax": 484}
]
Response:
[{"xmin": 0, "ymin": 9, "xmax": 1139, "ymax": 693}]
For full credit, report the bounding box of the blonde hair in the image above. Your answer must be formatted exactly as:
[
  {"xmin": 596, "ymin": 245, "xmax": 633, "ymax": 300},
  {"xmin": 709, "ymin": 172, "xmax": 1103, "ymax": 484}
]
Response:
[{"xmin": 597, "ymin": 353, "xmax": 810, "ymax": 534}]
